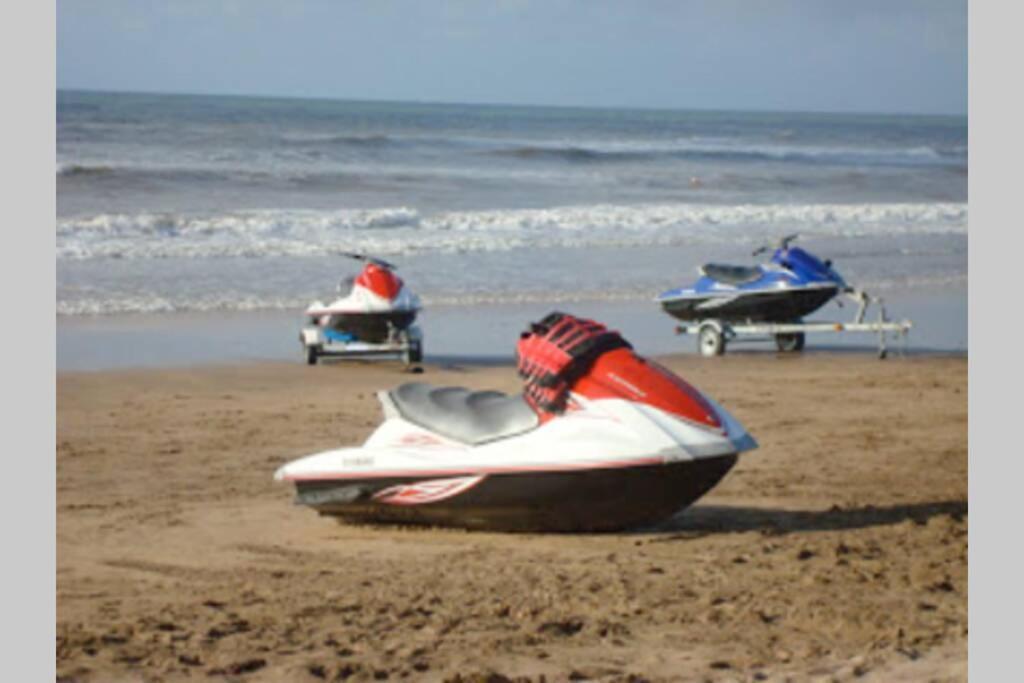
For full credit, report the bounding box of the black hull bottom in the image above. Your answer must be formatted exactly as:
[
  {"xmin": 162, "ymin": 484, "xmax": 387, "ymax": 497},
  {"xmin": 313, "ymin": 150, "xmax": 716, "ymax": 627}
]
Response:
[
  {"xmin": 320, "ymin": 311, "xmax": 417, "ymax": 343},
  {"xmin": 662, "ymin": 287, "xmax": 838, "ymax": 323},
  {"xmin": 292, "ymin": 456, "xmax": 738, "ymax": 532}
]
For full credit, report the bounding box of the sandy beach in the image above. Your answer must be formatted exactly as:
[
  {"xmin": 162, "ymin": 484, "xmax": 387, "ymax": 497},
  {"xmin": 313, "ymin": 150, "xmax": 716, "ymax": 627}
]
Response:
[{"xmin": 56, "ymin": 353, "xmax": 966, "ymax": 682}]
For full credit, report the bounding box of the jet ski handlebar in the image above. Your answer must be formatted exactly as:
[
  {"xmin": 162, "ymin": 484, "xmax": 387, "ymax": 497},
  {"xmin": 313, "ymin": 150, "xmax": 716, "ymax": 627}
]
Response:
[
  {"xmin": 339, "ymin": 252, "xmax": 398, "ymax": 271},
  {"xmin": 751, "ymin": 233, "xmax": 800, "ymax": 256}
]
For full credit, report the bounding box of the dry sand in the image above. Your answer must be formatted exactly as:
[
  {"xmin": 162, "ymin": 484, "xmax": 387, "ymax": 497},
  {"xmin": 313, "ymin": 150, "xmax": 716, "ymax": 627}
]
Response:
[{"xmin": 57, "ymin": 353, "xmax": 967, "ymax": 682}]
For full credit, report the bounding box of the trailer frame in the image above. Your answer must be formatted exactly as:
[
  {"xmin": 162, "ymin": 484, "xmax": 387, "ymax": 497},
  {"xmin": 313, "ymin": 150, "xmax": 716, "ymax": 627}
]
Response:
[
  {"xmin": 300, "ymin": 324, "xmax": 423, "ymax": 367},
  {"xmin": 672, "ymin": 289, "xmax": 912, "ymax": 359}
]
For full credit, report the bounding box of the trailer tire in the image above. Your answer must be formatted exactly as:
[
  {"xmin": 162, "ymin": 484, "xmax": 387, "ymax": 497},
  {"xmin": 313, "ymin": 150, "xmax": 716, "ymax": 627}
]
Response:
[
  {"xmin": 305, "ymin": 345, "xmax": 320, "ymax": 365},
  {"xmin": 409, "ymin": 340, "xmax": 423, "ymax": 364},
  {"xmin": 698, "ymin": 325, "xmax": 725, "ymax": 357},
  {"xmin": 775, "ymin": 332, "xmax": 805, "ymax": 353}
]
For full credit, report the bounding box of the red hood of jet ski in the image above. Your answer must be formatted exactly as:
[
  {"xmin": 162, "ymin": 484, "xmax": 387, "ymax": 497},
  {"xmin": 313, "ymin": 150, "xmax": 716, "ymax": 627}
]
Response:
[
  {"xmin": 355, "ymin": 263, "xmax": 404, "ymax": 301},
  {"xmin": 570, "ymin": 348, "xmax": 724, "ymax": 432}
]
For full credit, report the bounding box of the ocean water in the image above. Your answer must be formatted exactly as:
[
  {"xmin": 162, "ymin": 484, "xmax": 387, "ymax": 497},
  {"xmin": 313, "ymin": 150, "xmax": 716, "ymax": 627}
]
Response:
[{"xmin": 57, "ymin": 90, "xmax": 967, "ymax": 364}]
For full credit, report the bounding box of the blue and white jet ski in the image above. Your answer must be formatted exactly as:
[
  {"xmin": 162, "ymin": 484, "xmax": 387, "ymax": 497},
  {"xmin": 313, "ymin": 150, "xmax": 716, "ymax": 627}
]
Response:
[{"xmin": 656, "ymin": 234, "xmax": 847, "ymax": 325}]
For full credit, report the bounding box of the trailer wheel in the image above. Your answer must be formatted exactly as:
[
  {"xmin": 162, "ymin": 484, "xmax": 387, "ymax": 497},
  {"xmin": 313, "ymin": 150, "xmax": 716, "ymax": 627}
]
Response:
[
  {"xmin": 775, "ymin": 332, "xmax": 805, "ymax": 353},
  {"xmin": 698, "ymin": 325, "xmax": 725, "ymax": 357},
  {"xmin": 305, "ymin": 344, "xmax": 320, "ymax": 365},
  {"xmin": 403, "ymin": 340, "xmax": 423, "ymax": 366},
  {"xmin": 409, "ymin": 340, "xmax": 423, "ymax": 364}
]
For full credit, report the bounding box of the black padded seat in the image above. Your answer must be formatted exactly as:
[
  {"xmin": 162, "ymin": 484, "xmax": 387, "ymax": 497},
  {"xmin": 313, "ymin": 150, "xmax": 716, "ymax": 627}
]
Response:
[
  {"xmin": 389, "ymin": 383, "xmax": 540, "ymax": 445},
  {"xmin": 701, "ymin": 263, "xmax": 764, "ymax": 285}
]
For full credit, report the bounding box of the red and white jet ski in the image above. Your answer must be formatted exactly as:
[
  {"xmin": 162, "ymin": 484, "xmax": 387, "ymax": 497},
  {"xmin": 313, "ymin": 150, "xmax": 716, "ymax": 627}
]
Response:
[
  {"xmin": 278, "ymin": 313, "xmax": 756, "ymax": 531},
  {"xmin": 301, "ymin": 253, "xmax": 423, "ymax": 366}
]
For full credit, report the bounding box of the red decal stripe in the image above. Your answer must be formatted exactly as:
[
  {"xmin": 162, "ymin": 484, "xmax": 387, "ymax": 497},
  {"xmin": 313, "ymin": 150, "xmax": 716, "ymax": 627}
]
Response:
[{"xmin": 372, "ymin": 475, "xmax": 486, "ymax": 506}]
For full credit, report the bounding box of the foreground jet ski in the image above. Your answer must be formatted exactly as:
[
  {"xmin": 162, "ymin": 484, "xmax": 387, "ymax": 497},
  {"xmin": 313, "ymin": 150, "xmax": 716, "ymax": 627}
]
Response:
[
  {"xmin": 656, "ymin": 234, "xmax": 846, "ymax": 324},
  {"xmin": 276, "ymin": 313, "xmax": 756, "ymax": 532}
]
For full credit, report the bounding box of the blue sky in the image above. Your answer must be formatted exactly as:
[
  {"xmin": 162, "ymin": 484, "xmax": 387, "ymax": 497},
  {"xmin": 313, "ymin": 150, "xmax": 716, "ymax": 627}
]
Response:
[{"xmin": 57, "ymin": 0, "xmax": 966, "ymax": 115}]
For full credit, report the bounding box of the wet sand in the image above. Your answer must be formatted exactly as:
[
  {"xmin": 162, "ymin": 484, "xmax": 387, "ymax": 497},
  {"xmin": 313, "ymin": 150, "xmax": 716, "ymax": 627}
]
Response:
[
  {"xmin": 56, "ymin": 285, "xmax": 967, "ymax": 372},
  {"xmin": 56, "ymin": 353, "xmax": 967, "ymax": 682}
]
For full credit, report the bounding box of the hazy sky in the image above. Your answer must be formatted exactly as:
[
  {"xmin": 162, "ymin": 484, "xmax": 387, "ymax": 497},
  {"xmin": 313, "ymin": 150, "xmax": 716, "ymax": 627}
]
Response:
[{"xmin": 57, "ymin": 0, "xmax": 967, "ymax": 115}]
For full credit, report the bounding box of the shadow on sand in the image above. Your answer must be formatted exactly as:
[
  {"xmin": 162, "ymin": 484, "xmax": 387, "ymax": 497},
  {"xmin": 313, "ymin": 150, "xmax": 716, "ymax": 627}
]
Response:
[{"xmin": 647, "ymin": 500, "xmax": 967, "ymax": 539}]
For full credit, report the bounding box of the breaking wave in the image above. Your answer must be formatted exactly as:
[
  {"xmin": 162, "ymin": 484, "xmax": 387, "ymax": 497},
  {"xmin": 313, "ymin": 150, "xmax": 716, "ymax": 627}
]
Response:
[
  {"xmin": 56, "ymin": 202, "xmax": 968, "ymax": 261},
  {"xmin": 279, "ymin": 133, "xmax": 396, "ymax": 148},
  {"xmin": 488, "ymin": 140, "xmax": 964, "ymax": 168},
  {"xmin": 55, "ymin": 272, "xmax": 968, "ymax": 316},
  {"xmin": 54, "ymin": 287, "xmax": 662, "ymax": 316},
  {"xmin": 57, "ymin": 163, "xmax": 117, "ymax": 177}
]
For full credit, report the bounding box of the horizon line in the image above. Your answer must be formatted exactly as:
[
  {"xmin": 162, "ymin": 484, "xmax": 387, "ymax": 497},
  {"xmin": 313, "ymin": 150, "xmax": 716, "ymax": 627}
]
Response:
[{"xmin": 56, "ymin": 86, "xmax": 968, "ymax": 120}]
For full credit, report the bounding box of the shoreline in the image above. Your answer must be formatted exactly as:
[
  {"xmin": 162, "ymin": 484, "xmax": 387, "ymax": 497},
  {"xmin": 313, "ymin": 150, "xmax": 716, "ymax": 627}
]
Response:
[
  {"xmin": 52, "ymin": 346, "xmax": 970, "ymax": 380},
  {"xmin": 57, "ymin": 285, "xmax": 967, "ymax": 372}
]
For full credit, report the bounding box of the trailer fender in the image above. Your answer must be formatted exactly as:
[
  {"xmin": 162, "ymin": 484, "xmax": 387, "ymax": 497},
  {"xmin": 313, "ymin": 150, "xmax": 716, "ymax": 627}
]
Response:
[{"xmin": 300, "ymin": 327, "xmax": 323, "ymax": 346}]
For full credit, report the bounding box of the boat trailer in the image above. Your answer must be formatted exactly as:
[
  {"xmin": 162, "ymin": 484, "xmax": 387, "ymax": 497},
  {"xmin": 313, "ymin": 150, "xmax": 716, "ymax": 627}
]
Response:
[
  {"xmin": 300, "ymin": 324, "xmax": 423, "ymax": 367},
  {"xmin": 673, "ymin": 289, "xmax": 912, "ymax": 358}
]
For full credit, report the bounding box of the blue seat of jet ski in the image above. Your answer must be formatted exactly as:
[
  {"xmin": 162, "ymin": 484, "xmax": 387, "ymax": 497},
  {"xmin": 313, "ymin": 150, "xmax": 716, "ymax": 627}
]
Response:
[
  {"xmin": 701, "ymin": 263, "xmax": 763, "ymax": 285},
  {"xmin": 389, "ymin": 383, "xmax": 540, "ymax": 446}
]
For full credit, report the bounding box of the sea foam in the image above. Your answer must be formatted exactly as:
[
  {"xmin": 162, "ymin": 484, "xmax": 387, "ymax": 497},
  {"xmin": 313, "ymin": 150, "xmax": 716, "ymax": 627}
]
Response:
[{"xmin": 56, "ymin": 202, "xmax": 968, "ymax": 261}]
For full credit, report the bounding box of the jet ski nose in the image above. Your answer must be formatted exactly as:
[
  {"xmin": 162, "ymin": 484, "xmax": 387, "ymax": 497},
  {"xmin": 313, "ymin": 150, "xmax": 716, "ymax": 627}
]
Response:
[
  {"xmin": 575, "ymin": 350, "xmax": 724, "ymax": 432},
  {"xmin": 700, "ymin": 395, "xmax": 758, "ymax": 454}
]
